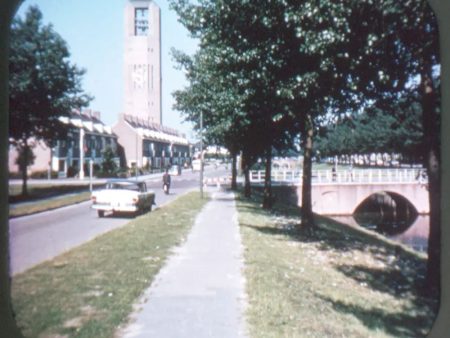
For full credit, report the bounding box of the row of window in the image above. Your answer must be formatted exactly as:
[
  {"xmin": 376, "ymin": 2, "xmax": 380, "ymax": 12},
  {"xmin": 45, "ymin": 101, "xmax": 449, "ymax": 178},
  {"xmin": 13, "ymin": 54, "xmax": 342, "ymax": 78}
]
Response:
[{"xmin": 56, "ymin": 134, "xmax": 116, "ymax": 158}]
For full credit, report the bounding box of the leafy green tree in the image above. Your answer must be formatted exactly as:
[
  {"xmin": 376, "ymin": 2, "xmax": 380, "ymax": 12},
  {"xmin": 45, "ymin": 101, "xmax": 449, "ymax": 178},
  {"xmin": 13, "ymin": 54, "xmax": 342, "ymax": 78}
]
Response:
[
  {"xmin": 15, "ymin": 143, "xmax": 36, "ymax": 175},
  {"xmin": 100, "ymin": 147, "xmax": 118, "ymax": 177},
  {"xmin": 170, "ymin": 3, "xmax": 288, "ymax": 204},
  {"xmin": 9, "ymin": 6, "xmax": 91, "ymax": 194},
  {"xmin": 339, "ymin": 0, "xmax": 441, "ymax": 294},
  {"xmin": 171, "ymin": 1, "xmax": 441, "ymax": 293},
  {"xmin": 315, "ymin": 101, "xmax": 424, "ymax": 160}
]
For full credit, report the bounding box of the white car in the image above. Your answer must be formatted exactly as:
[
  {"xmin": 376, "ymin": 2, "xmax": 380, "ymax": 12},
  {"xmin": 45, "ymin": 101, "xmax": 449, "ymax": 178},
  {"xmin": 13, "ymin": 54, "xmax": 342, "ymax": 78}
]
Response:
[{"xmin": 91, "ymin": 179, "xmax": 155, "ymax": 217}]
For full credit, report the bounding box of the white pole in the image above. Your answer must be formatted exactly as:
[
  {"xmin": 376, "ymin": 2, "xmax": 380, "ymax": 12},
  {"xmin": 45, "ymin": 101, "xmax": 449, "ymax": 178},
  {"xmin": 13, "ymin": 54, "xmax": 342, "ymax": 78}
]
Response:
[
  {"xmin": 89, "ymin": 159, "xmax": 93, "ymax": 192},
  {"xmin": 135, "ymin": 132, "xmax": 138, "ymax": 180},
  {"xmin": 79, "ymin": 128, "xmax": 85, "ymax": 179}
]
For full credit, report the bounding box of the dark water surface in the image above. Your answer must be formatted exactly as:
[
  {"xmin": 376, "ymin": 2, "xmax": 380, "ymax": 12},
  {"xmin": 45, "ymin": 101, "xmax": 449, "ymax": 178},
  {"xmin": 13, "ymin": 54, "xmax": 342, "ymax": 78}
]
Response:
[{"xmin": 331, "ymin": 214, "xmax": 429, "ymax": 253}]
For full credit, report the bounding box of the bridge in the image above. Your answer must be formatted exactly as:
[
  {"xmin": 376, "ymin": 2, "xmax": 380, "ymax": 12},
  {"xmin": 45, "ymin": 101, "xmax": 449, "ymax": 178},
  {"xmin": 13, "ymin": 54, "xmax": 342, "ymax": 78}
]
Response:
[{"xmin": 250, "ymin": 168, "xmax": 429, "ymax": 215}]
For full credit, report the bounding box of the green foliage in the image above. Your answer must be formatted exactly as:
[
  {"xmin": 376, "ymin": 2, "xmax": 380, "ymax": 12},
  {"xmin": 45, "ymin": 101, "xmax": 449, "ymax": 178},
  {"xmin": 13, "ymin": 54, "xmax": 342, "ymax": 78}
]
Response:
[
  {"xmin": 315, "ymin": 102, "xmax": 424, "ymax": 159},
  {"xmin": 9, "ymin": 5, "xmax": 92, "ymax": 195},
  {"xmin": 9, "ymin": 5, "xmax": 91, "ymax": 147},
  {"xmin": 170, "ymin": 0, "xmax": 439, "ymax": 220},
  {"xmin": 15, "ymin": 144, "xmax": 35, "ymax": 172},
  {"xmin": 99, "ymin": 147, "xmax": 118, "ymax": 177}
]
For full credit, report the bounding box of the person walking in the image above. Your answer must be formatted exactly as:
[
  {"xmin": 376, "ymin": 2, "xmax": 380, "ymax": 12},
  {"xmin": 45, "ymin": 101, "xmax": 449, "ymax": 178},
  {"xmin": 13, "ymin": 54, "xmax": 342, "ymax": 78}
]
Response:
[{"xmin": 163, "ymin": 168, "xmax": 171, "ymax": 194}]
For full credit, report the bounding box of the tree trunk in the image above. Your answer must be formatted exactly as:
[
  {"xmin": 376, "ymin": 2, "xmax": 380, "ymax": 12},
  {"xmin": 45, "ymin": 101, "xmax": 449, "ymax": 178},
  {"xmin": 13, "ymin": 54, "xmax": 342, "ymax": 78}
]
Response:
[
  {"xmin": 421, "ymin": 59, "xmax": 441, "ymax": 297},
  {"xmin": 242, "ymin": 151, "xmax": 251, "ymax": 198},
  {"xmin": 262, "ymin": 147, "xmax": 272, "ymax": 209},
  {"xmin": 231, "ymin": 151, "xmax": 237, "ymax": 190},
  {"xmin": 301, "ymin": 113, "xmax": 315, "ymax": 229},
  {"xmin": 21, "ymin": 141, "xmax": 29, "ymax": 196},
  {"xmin": 244, "ymin": 168, "xmax": 251, "ymax": 197}
]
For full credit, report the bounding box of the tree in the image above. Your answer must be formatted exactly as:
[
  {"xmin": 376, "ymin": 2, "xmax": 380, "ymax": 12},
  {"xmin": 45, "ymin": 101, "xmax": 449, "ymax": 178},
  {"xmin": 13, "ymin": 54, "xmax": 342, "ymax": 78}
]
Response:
[
  {"xmin": 9, "ymin": 6, "xmax": 91, "ymax": 194},
  {"xmin": 100, "ymin": 147, "xmax": 118, "ymax": 177},
  {"xmin": 313, "ymin": 0, "xmax": 440, "ymax": 294},
  {"xmin": 15, "ymin": 143, "xmax": 36, "ymax": 186},
  {"xmin": 170, "ymin": 2, "xmax": 288, "ymax": 204},
  {"xmin": 171, "ymin": 47, "xmax": 247, "ymax": 189},
  {"xmin": 343, "ymin": 0, "xmax": 441, "ymax": 296},
  {"xmin": 171, "ymin": 1, "xmax": 441, "ymax": 293},
  {"xmin": 315, "ymin": 101, "xmax": 424, "ymax": 161}
]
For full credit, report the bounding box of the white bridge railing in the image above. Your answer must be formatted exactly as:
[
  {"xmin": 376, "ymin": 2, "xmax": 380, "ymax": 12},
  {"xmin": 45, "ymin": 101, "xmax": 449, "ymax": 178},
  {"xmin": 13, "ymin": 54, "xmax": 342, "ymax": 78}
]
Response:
[{"xmin": 249, "ymin": 168, "xmax": 427, "ymax": 184}]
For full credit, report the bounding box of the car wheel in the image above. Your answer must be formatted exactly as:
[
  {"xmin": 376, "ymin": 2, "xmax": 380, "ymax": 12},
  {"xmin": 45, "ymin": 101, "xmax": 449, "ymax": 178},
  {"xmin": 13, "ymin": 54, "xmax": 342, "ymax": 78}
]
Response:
[{"xmin": 97, "ymin": 210, "xmax": 105, "ymax": 218}]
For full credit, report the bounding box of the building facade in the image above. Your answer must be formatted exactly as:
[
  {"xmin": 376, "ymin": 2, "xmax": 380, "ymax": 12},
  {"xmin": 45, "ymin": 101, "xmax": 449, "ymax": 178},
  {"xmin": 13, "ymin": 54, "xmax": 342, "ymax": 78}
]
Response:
[
  {"xmin": 54, "ymin": 110, "xmax": 119, "ymax": 178},
  {"xmin": 118, "ymin": 0, "xmax": 190, "ymax": 169},
  {"xmin": 9, "ymin": 1, "xmax": 189, "ymax": 178},
  {"xmin": 124, "ymin": 0, "xmax": 161, "ymax": 124},
  {"xmin": 113, "ymin": 114, "xmax": 190, "ymax": 170},
  {"xmin": 8, "ymin": 110, "xmax": 119, "ymax": 178}
]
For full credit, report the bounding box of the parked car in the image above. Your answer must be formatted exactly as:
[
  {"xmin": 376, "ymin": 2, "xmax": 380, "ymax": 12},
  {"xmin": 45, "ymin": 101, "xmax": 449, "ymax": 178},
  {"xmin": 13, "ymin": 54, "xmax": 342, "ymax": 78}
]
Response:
[{"xmin": 91, "ymin": 179, "xmax": 155, "ymax": 217}]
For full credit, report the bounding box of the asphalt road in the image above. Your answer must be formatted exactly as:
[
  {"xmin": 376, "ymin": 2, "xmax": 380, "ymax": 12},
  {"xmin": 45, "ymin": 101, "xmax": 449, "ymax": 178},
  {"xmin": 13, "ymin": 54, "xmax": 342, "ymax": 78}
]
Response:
[{"xmin": 9, "ymin": 165, "xmax": 230, "ymax": 276}]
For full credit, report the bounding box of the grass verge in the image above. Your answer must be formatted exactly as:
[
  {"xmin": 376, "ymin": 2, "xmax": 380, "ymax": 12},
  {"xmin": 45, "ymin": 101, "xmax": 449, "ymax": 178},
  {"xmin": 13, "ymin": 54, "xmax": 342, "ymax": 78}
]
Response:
[
  {"xmin": 11, "ymin": 191, "xmax": 208, "ymax": 338},
  {"xmin": 9, "ymin": 183, "xmax": 105, "ymax": 202},
  {"xmin": 237, "ymin": 188, "xmax": 438, "ymax": 338},
  {"xmin": 9, "ymin": 192, "xmax": 92, "ymax": 218}
]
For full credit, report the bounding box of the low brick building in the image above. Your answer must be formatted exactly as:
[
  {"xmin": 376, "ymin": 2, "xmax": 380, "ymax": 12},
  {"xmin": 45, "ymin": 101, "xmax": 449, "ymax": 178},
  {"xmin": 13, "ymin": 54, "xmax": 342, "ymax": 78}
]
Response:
[
  {"xmin": 9, "ymin": 109, "xmax": 119, "ymax": 178},
  {"xmin": 113, "ymin": 114, "xmax": 190, "ymax": 170}
]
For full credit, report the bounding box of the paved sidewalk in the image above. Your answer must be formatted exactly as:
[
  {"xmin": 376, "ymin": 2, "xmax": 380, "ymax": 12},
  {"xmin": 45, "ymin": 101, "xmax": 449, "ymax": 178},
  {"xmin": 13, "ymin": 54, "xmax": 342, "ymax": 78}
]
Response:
[{"xmin": 119, "ymin": 189, "xmax": 247, "ymax": 338}]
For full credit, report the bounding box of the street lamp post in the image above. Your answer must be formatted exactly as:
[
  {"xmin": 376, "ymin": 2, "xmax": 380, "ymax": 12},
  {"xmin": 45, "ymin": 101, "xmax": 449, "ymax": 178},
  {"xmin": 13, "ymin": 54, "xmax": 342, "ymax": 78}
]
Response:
[
  {"xmin": 79, "ymin": 127, "xmax": 85, "ymax": 179},
  {"xmin": 89, "ymin": 159, "xmax": 93, "ymax": 192},
  {"xmin": 135, "ymin": 132, "xmax": 138, "ymax": 180}
]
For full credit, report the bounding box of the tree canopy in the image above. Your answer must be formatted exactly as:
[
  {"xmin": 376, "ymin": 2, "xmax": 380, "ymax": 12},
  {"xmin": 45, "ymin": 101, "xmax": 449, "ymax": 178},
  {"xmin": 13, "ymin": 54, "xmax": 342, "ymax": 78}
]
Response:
[
  {"xmin": 9, "ymin": 6, "xmax": 91, "ymax": 194},
  {"xmin": 170, "ymin": 0, "xmax": 441, "ymax": 293},
  {"xmin": 9, "ymin": 5, "xmax": 91, "ymax": 147}
]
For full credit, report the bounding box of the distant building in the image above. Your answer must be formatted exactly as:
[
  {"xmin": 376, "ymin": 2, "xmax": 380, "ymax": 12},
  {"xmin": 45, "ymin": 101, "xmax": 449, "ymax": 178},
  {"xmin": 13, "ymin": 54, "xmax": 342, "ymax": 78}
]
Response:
[
  {"xmin": 53, "ymin": 110, "xmax": 119, "ymax": 178},
  {"xmin": 113, "ymin": 114, "xmax": 190, "ymax": 169},
  {"xmin": 9, "ymin": 0, "xmax": 190, "ymax": 178},
  {"xmin": 124, "ymin": 0, "xmax": 161, "ymax": 124},
  {"xmin": 118, "ymin": 0, "xmax": 190, "ymax": 168},
  {"xmin": 8, "ymin": 109, "xmax": 119, "ymax": 178}
]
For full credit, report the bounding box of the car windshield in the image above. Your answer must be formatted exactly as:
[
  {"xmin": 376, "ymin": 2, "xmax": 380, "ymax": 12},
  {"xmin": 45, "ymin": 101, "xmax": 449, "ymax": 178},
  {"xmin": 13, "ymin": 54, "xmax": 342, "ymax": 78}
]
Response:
[{"xmin": 107, "ymin": 182, "xmax": 140, "ymax": 191}]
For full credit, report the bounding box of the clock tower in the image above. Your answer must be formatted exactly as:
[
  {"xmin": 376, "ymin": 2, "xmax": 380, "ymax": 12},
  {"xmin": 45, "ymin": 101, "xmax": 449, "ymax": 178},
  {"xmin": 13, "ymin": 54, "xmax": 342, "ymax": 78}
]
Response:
[{"xmin": 124, "ymin": 0, "xmax": 161, "ymax": 124}]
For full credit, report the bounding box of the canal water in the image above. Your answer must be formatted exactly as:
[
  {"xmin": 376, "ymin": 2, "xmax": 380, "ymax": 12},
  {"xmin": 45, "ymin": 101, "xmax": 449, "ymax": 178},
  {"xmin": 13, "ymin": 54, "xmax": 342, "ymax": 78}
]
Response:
[{"xmin": 331, "ymin": 214, "xmax": 429, "ymax": 253}]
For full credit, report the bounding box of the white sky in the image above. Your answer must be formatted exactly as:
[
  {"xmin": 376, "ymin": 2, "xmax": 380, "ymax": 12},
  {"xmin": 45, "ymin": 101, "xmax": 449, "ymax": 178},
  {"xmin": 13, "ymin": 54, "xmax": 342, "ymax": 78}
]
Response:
[{"xmin": 15, "ymin": 0, "xmax": 198, "ymax": 140}]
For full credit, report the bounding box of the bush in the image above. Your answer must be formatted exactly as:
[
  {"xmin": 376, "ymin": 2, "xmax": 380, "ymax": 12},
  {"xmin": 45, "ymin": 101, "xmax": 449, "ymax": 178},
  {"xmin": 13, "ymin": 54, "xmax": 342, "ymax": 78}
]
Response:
[
  {"xmin": 30, "ymin": 170, "xmax": 58, "ymax": 179},
  {"xmin": 9, "ymin": 171, "xmax": 22, "ymax": 179}
]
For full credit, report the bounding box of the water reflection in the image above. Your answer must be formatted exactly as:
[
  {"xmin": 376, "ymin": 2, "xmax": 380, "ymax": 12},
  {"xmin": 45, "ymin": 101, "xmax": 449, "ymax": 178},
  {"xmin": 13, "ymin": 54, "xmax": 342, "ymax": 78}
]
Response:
[{"xmin": 332, "ymin": 214, "xmax": 429, "ymax": 252}]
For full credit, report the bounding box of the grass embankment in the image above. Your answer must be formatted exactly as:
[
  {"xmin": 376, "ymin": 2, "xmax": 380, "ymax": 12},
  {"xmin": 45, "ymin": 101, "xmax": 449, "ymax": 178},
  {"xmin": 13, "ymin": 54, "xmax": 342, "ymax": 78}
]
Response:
[
  {"xmin": 9, "ymin": 183, "xmax": 104, "ymax": 201},
  {"xmin": 9, "ymin": 192, "xmax": 92, "ymax": 218},
  {"xmin": 11, "ymin": 192, "xmax": 208, "ymax": 338},
  {"xmin": 237, "ymin": 189, "xmax": 438, "ymax": 338},
  {"xmin": 9, "ymin": 183, "xmax": 106, "ymax": 218}
]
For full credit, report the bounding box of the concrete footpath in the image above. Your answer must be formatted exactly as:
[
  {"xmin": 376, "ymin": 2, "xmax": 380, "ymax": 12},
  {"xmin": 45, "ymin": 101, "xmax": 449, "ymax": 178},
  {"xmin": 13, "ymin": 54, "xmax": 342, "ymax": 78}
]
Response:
[{"xmin": 119, "ymin": 189, "xmax": 248, "ymax": 338}]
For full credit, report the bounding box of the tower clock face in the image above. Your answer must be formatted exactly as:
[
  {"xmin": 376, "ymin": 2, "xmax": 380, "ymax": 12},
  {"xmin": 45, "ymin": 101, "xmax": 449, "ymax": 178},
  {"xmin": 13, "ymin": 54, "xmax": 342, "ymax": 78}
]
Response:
[{"xmin": 132, "ymin": 65, "xmax": 147, "ymax": 88}]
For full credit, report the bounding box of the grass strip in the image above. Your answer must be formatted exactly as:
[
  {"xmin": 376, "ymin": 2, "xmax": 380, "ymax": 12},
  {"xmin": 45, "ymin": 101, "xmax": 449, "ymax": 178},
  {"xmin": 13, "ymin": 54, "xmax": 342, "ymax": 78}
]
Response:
[
  {"xmin": 11, "ymin": 191, "xmax": 208, "ymax": 338},
  {"xmin": 9, "ymin": 192, "xmax": 92, "ymax": 218},
  {"xmin": 237, "ymin": 189, "xmax": 438, "ymax": 338},
  {"xmin": 9, "ymin": 183, "xmax": 105, "ymax": 201}
]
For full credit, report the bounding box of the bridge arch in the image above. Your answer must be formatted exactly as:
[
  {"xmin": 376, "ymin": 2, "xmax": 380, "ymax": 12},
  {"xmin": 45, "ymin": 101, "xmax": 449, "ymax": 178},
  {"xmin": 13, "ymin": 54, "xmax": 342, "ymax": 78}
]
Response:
[
  {"xmin": 353, "ymin": 190, "xmax": 419, "ymax": 215},
  {"xmin": 300, "ymin": 182, "xmax": 430, "ymax": 215},
  {"xmin": 350, "ymin": 184, "xmax": 429, "ymax": 215}
]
